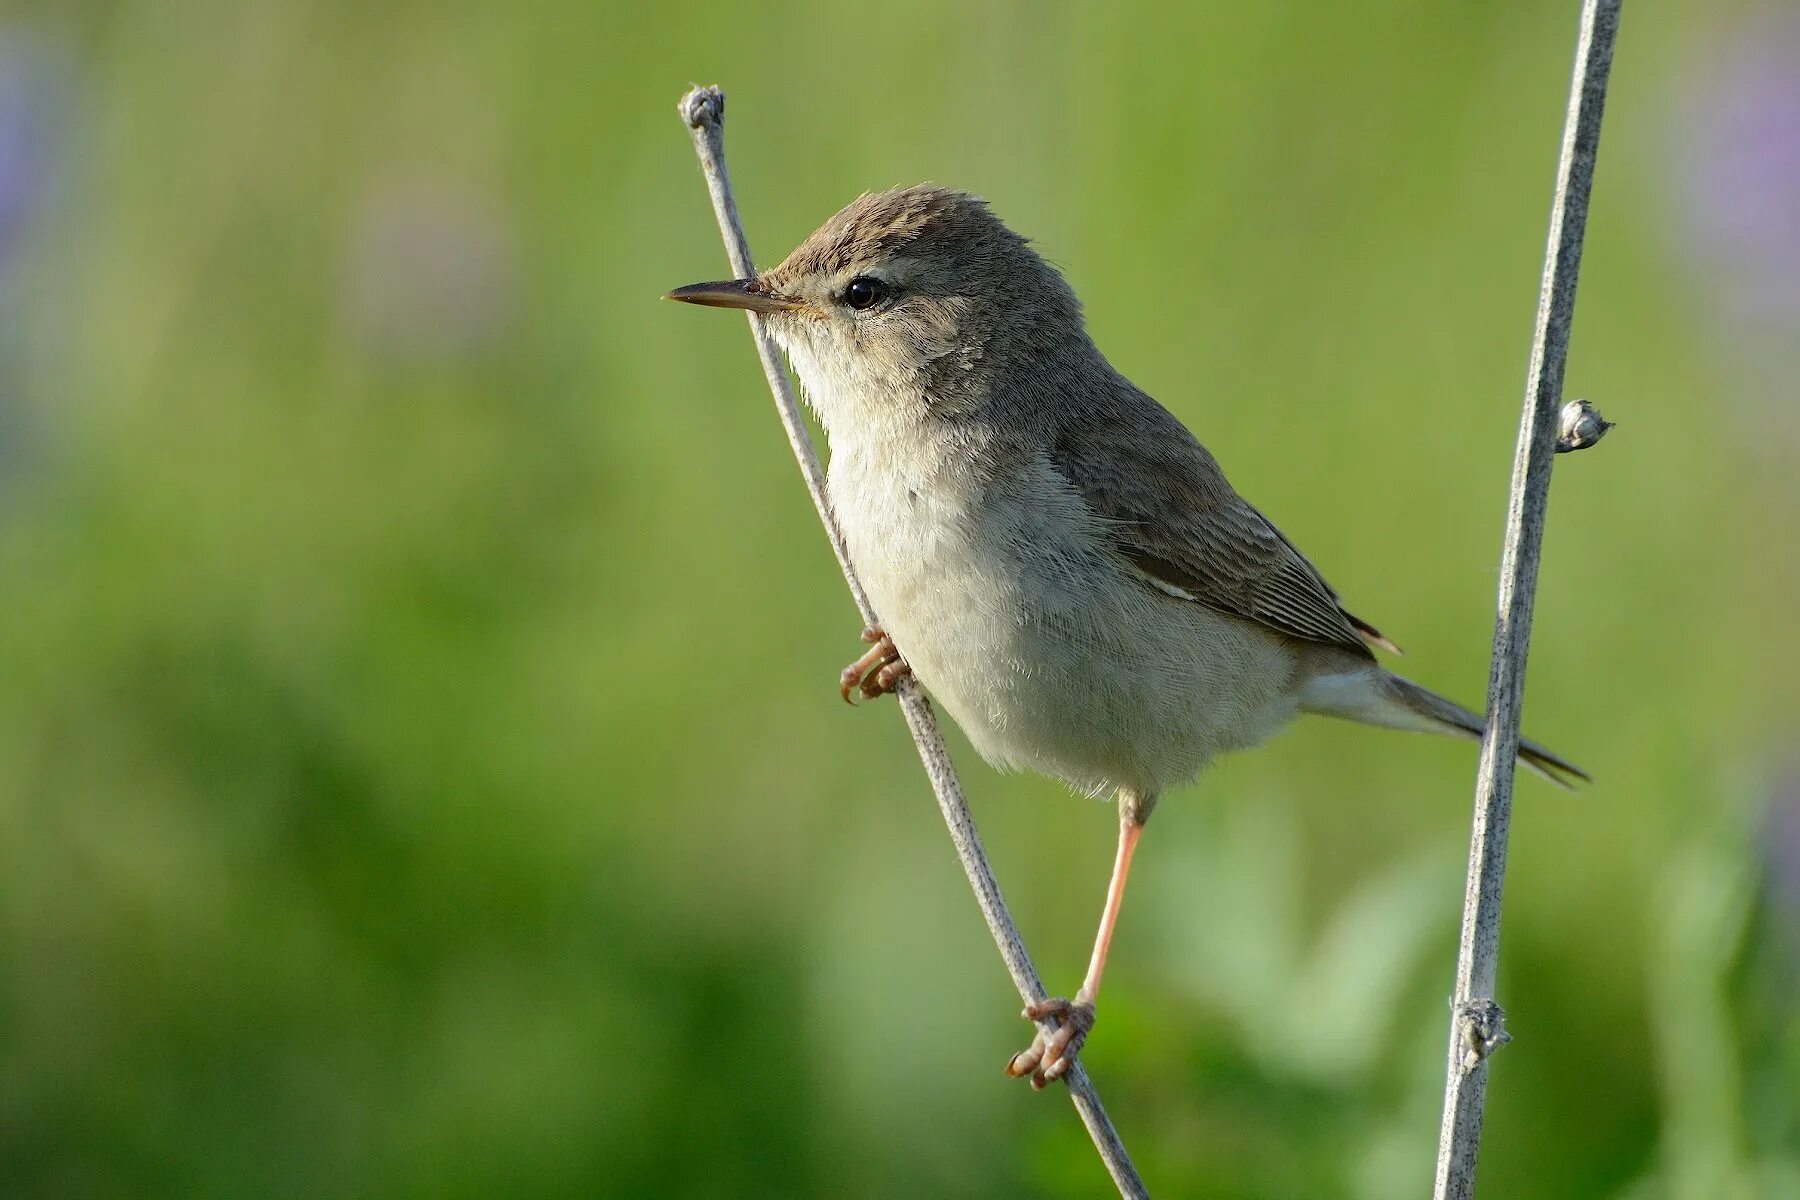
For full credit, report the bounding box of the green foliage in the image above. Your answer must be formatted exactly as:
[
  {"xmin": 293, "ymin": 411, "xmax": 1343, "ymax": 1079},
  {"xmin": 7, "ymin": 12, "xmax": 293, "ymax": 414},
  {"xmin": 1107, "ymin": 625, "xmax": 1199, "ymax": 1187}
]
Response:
[{"xmin": 0, "ymin": 2, "xmax": 1794, "ymax": 1196}]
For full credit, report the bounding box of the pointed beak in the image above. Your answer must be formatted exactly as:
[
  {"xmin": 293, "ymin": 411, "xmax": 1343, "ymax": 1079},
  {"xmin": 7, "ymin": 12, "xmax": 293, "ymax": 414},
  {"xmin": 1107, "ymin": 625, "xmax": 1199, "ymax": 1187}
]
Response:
[{"xmin": 663, "ymin": 277, "xmax": 805, "ymax": 314}]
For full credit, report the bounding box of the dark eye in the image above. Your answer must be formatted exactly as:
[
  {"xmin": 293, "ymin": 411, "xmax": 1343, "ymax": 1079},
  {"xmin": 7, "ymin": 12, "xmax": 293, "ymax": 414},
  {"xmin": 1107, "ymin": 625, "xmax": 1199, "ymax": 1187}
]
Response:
[{"xmin": 843, "ymin": 277, "xmax": 887, "ymax": 310}]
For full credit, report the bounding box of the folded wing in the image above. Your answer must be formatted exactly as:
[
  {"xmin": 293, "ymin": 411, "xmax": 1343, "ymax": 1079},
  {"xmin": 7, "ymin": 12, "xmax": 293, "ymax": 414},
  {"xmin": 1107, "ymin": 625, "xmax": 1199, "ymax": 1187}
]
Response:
[{"xmin": 1050, "ymin": 397, "xmax": 1394, "ymax": 658}]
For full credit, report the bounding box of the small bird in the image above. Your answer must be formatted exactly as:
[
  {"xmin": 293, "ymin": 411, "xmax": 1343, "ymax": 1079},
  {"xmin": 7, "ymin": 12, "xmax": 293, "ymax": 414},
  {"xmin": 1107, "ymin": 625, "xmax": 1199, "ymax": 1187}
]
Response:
[{"xmin": 667, "ymin": 186, "xmax": 1586, "ymax": 1089}]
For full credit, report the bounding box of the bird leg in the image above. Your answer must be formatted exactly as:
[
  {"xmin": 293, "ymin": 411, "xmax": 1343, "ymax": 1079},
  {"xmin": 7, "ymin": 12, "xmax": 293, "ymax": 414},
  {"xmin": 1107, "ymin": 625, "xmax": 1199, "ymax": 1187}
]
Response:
[
  {"xmin": 1006, "ymin": 790, "xmax": 1156, "ymax": 1088},
  {"xmin": 839, "ymin": 625, "xmax": 911, "ymax": 704}
]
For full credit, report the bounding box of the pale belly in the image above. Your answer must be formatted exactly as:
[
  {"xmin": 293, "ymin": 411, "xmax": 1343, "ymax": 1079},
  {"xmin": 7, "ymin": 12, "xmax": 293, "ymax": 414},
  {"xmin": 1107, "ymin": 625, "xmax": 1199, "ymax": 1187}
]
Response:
[{"xmin": 829, "ymin": 459, "xmax": 1303, "ymax": 799}]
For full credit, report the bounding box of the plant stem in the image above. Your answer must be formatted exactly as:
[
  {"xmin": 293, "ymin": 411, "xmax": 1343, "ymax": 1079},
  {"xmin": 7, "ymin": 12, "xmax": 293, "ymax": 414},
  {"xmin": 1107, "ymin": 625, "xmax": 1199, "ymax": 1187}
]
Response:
[{"xmin": 1432, "ymin": 3, "xmax": 1622, "ymax": 1197}]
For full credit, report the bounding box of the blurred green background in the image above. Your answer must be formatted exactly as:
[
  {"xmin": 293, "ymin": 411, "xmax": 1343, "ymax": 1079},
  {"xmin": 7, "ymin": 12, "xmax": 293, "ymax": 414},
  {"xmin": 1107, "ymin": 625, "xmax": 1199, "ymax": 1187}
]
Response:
[{"xmin": 1, "ymin": 2, "xmax": 1797, "ymax": 1196}]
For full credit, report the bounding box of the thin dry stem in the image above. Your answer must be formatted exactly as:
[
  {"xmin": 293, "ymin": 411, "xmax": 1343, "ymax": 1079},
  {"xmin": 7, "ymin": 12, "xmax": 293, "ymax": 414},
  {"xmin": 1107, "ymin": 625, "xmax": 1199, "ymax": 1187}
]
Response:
[
  {"xmin": 675, "ymin": 85, "xmax": 1148, "ymax": 1200},
  {"xmin": 1432, "ymin": 3, "xmax": 1622, "ymax": 1197}
]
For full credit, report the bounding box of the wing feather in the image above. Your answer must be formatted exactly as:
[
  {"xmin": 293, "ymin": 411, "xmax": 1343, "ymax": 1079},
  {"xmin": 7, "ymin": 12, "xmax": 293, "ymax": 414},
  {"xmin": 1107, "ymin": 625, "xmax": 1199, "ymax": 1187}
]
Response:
[{"xmin": 1052, "ymin": 400, "xmax": 1393, "ymax": 657}]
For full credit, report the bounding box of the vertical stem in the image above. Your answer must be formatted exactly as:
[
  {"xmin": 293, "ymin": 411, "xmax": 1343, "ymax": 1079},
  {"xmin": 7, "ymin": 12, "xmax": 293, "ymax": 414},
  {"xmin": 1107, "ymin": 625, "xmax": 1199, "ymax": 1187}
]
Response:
[
  {"xmin": 1432, "ymin": 4, "xmax": 1622, "ymax": 1198},
  {"xmin": 676, "ymin": 85, "xmax": 1149, "ymax": 1200}
]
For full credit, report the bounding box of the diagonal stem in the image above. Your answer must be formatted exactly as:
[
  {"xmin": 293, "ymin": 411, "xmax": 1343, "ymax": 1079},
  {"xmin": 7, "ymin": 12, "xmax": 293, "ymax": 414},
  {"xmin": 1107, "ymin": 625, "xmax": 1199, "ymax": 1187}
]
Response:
[
  {"xmin": 1432, "ymin": 3, "xmax": 1622, "ymax": 1197},
  {"xmin": 675, "ymin": 84, "xmax": 1149, "ymax": 1199}
]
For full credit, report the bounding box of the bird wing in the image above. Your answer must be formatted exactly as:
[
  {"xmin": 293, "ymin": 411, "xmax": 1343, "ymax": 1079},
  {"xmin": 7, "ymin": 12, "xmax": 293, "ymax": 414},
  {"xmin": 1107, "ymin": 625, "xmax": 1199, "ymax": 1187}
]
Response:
[{"xmin": 1051, "ymin": 403, "xmax": 1394, "ymax": 657}]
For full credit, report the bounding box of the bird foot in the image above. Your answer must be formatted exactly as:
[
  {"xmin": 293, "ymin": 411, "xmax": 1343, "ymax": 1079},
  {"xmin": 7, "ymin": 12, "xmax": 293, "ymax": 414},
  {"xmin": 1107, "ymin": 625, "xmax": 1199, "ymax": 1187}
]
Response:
[
  {"xmin": 1004, "ymin": 996, "xmax": 1096, "ymax": 1089},
  {"xmin": 839, "ymin": 626, "xmax": 911, "ymax": 704}
]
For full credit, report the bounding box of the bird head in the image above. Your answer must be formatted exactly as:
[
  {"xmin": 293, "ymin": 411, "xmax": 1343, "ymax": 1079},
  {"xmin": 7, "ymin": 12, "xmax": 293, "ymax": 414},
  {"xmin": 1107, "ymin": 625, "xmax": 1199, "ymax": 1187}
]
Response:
[{"xmin": 667, "ymin": 185, "xmax": 1086, "ymax": 427}]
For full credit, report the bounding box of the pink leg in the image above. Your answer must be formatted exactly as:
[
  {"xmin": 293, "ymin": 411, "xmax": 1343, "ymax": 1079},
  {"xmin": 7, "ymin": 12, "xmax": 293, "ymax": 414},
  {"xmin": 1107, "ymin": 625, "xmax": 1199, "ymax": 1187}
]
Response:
[{"xmin": 1006, "ymin": 791, "xmax": 1155, "ymax": 1088}]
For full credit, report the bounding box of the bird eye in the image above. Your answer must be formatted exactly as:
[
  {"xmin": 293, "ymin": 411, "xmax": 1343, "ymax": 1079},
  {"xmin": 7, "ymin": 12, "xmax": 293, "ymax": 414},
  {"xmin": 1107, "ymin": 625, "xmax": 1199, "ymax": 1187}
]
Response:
[{"xmin": 843, "ymin": 277, "xmax": 886, "ymax": 310}]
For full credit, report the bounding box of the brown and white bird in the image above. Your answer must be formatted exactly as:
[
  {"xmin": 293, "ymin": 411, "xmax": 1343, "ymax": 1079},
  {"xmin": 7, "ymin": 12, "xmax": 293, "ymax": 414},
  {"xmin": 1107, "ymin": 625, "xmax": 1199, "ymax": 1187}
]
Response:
[{"xmin": 668, "ymin": 185, "xmax": 1586, "ymax": 1088}]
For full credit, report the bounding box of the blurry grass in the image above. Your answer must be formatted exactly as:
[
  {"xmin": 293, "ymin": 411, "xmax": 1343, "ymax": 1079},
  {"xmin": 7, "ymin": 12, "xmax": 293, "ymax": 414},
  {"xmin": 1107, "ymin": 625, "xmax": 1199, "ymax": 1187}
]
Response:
[{"xmin": 0, "ymin": 1, "xmax": 1794, "ymax": 1197}]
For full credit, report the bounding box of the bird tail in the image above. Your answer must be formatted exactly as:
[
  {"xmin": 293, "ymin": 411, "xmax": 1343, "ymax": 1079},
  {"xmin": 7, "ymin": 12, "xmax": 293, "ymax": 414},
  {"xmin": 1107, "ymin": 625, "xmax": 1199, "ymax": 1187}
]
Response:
[{"xmin": 1302, "ymin": 670, "xmax": 1590, "ymax": 790}]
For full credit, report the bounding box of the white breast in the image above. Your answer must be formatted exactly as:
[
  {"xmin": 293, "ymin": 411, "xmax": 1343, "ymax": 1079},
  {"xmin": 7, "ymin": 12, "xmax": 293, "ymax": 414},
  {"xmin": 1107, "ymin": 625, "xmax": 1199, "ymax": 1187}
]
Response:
[{"xmin": 782, "ymin": 331, "xmax": 1304, "ymax": 799}]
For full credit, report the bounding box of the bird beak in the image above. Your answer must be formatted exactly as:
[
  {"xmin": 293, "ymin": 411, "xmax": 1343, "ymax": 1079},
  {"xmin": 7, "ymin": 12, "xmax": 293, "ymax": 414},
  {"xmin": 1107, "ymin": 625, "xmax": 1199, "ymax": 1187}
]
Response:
[{"xmin": 664, "ymin": 277, "xmax": 805, "ymax": 314}]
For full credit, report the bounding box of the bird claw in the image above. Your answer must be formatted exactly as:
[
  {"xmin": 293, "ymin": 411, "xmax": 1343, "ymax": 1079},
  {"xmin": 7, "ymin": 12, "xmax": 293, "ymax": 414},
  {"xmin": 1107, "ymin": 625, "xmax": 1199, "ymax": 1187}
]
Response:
[
  {"xmin": 1004, "ymin": 997, "xmax": 1096, "ymax": 1089},
  {"xmin": 838, "ymin": 626, "xmax": 911, "ymax": 704}
]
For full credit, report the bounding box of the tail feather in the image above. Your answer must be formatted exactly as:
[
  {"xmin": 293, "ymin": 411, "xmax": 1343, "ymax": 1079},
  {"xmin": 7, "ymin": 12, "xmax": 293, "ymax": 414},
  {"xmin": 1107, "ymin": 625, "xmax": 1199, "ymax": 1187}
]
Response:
[
  {"xmin": 1381, "ymin": 674, "xmax": 1590, "ymax": 790},
  {"xmin": 1300, "ymin": 669, "xmax": 1589, "ymax": 789}
]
